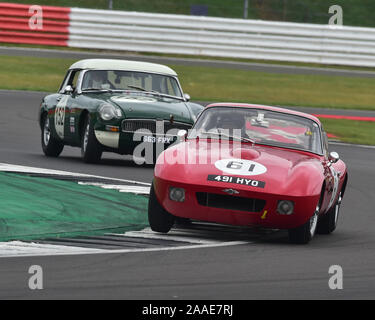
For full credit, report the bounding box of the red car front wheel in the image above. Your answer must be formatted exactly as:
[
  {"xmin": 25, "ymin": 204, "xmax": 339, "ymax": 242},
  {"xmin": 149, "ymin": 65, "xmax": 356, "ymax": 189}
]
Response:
[
  {"xmin": 148, "ymin": 183, "xmax": 175, "ymax": 233},
  {"xmin": 288, "ymin": 205, "xmax": 319, "ymax": 244},
  {"xmin": 317, "ymin": 191, "xmax": 342, "ymax": 234}
]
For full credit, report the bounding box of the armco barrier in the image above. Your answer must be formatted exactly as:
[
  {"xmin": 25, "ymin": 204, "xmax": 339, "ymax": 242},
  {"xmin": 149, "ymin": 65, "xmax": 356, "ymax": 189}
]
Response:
[
  {"xmin": 2, "ymin": 2, "xmax": 375, "ymax": 67},
  {"xmin": 0, "ymin": 2, "xmax": 69, "ymax": 46}
]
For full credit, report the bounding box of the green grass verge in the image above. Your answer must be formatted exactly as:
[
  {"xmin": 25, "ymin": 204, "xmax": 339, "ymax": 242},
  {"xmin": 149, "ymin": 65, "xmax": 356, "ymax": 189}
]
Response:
[
  {"xmin": 0, "ymin": 55, "xmax": 75, "ymax": 92},
  {"xmin": 176, "ymin": 65, "xmax": 375, "ymax": 111},
  {"xmin": 320, "ymin": 118, "xmax": 375, "ymax": 146},
  {"xmin": 0, "ymin": 54, "xmax": 374, "ymax": 145},
  {"xmin": 2, "ymin": 55, "xmax": 375, "ymax": 111},
  {"xmin": 3, "ymin": 43, "xmax": 375, "ymax": 72}
]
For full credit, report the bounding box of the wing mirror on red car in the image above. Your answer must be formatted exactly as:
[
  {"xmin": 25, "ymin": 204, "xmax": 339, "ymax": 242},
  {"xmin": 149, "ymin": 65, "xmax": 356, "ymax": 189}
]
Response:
[
  {"xmin": 177, "ymin": 129, "xmax": 188, "ymax": 142},
  {"xmin": 329, "ymin": 151, "xmax": 340, "ymax": 163}
]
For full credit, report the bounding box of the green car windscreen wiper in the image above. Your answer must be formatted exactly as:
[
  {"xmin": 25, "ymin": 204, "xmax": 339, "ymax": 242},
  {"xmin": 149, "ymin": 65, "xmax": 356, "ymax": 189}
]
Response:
[
  {"xmin": 127, "ymin": 85, "xmax": 148, "ymax": 92},
  {"xmin": 127, "ymin": 86, "xmax": 183, "ymax": 101},
  {"xmin": 127, "ymin": 85, "xmax": 160, "ymax": 96}
]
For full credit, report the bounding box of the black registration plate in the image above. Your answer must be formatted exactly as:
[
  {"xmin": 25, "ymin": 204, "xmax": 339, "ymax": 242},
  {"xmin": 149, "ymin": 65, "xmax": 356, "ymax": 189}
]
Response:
[{"xmin": 207, "ymin": 175, "xmax": 265, "ymax": 188}]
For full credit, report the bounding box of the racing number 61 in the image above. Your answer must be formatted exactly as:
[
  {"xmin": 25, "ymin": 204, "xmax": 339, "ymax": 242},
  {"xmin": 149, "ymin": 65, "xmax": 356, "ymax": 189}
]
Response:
[{"xmin": 226, "ymin": 161, "xmax": 256, "ymax": 172}]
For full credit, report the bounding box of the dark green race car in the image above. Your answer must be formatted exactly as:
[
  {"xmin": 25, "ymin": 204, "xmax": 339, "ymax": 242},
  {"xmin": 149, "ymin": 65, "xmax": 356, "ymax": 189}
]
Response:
[{"xmin": 39, "ymin": 59, "xmax": 203, "ymax": 163}]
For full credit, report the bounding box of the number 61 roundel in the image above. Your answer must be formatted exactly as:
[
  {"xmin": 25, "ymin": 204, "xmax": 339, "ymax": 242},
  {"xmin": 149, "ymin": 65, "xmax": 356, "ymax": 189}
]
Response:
[{"xmin": 214, "ymin": 158, "xmax": 267, "ymax": 176}]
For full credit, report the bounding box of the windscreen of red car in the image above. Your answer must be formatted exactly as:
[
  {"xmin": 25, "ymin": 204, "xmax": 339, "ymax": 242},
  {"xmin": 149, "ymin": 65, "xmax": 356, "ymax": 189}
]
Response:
[{"xmin": 190, "ymin": 107, "xmax": 323, "ymax": 154}]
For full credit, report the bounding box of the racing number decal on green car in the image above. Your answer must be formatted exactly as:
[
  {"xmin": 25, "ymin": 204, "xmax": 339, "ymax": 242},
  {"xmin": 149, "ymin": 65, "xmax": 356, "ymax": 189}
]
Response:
[{"xmin": 54, "ymin": 96, "xmax": 68, "ymax": 140}]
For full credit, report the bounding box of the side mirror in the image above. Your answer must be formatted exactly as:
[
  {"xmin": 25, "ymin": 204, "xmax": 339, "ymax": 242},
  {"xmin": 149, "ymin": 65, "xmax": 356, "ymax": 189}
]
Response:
[
  {"xmin": 183, "ymin": 93, "xmax": 190, "ymax": 102},
  {"xmin": 64, "ymin": 85, "xmax": 73, "ymax": 94},
  {"xmin": 328, "ymin": 151, "xmax": 339, "ymax": 164},
  {"xmin": 177, "ymin": 129, "xmax": 188, "ymax": 142}
]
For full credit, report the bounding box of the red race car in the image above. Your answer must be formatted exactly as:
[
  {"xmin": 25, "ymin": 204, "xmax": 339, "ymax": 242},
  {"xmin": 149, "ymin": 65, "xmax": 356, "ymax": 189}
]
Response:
[{"xmin": 148, "ymin": 103, "xmax": 348, "ymax": 244}]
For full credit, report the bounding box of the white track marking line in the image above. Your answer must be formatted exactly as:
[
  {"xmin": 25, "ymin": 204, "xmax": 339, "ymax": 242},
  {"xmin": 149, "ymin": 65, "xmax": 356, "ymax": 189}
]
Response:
[
  {"xmin": 118, "ymin": 187, "xmax": 150, "ymax": 194},
  {"xmin": 0, "ymin": 228, "xmax": 251, "ymax": 258},
  {"xmin": 113, "ymin": 228, "xmax": 221, "ymax": 244},
  {"xmin": 0, "ymin": 241, "xmax": 106, "ymax": 257},
  {"xmin": 0, "ymin": 240, "xmax": 249, "ymax": 258},
  {"xmin": 0, "ymin": 163, "xmax": 151, "ymax": 186},
  {"xmin": 78, "ymin": 182, "xmax": 150, "ymax": 194}
]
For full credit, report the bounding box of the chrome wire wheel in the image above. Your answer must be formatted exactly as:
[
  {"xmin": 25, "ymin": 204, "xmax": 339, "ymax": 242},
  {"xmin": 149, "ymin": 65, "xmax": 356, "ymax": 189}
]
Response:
[
  {"xmin": 81, "ymin": 115, "xmax": 102, "ymax": 163},
  {"xmin": 83, "ymin": 123, "xmax": 90, "ymax": 153},
  {"xmin": 41, "ymin": 114, "xmax": 64, "ymax": 157},
  {"xmin": 334, "ymin": 192, "xmax": 343, "ymax": 226},
  {"xmin": 43, "ymin": 117, "xmax": 51, "ymax": 146}
]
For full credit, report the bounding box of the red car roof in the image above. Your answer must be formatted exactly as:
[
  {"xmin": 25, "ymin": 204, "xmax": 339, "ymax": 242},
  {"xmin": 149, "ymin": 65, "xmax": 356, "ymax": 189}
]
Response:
[{"xmin": 205, "ymin": 103, "xmax": 321, "ymax": 125}]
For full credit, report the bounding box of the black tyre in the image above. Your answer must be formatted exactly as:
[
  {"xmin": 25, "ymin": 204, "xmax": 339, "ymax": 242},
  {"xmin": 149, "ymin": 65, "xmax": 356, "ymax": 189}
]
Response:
[
  {"xmin": 81, "ymin": 115, "xmax": 102, "ymax": 163},
  {"xmin": 41, "ymin": 114, "xmax": 64, "ymax": 157},
  {"xmin": 148, "ymin": 183, "xmax": 175, "ymax": 233},
  {"xmin": 317, "ymin": 192, "xmax": 342, "ymax": 234},
  {"xmin": 288, "ymin": 206, "xmax": 319, "ymax": 244}
]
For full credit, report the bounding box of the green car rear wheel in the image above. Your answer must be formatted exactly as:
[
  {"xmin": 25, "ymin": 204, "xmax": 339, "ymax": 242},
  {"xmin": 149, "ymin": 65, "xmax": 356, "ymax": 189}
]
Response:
[{"xmin": 41, "ymin": 114, "xmax": 64, "ymax": 157}]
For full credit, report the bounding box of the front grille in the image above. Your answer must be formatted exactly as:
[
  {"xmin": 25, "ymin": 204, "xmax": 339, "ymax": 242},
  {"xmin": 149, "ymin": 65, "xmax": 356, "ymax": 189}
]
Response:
[
  {"xmin": 122, "ymin": 119, "xmax": 156, "ymax": 133},
  {"xmin": 196, "ymin": 192, "xmax": 266, "ymax": 213},
  {"xmin": 122, "ymin": 119, "xmax": 191, "ymax": 134}
]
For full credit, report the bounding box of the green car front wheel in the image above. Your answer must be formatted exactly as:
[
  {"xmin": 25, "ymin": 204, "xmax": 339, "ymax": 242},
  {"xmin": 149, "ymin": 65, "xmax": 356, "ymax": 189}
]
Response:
[{"xmin": 81, "ymin": 115, "xmax": 102, "ymax": 163}]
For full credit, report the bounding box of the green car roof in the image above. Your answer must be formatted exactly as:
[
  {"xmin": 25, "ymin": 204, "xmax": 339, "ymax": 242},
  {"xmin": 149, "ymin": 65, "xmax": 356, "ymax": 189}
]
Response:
[{"xmin": 69, "ymin": 59, "xmax": 178, "ymax": 76}]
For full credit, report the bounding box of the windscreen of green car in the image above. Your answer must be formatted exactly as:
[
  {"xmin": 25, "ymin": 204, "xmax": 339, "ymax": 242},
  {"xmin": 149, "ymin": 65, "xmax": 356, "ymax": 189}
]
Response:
[{"xmin": 81, "ymin": 70, "xmax": 182, "ymax": 98}]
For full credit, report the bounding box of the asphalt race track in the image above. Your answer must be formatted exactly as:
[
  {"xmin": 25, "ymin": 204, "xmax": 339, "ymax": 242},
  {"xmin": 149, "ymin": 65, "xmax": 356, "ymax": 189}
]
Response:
[{"xmin": 0, "ymin": 90, "xmax": 374, "ymax": 299}]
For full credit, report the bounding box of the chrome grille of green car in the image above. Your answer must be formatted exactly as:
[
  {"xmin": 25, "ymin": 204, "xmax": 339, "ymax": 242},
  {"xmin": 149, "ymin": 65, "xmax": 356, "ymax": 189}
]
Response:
[
  {"xmin": 122, "ymin": 119, "xmax": 191, "ymax": 134},
  {"xmin": 122, "ymin": 119, "xmax": 156, "ymax": 133}
]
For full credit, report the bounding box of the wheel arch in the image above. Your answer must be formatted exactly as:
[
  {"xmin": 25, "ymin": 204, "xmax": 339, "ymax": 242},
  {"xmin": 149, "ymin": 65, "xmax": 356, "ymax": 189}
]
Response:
[
  {"xmin": 78, "ymin": 109, "xmax": 90, "ymax": 140},
  {"xmin": 318, "ymin": 180, "xmax": 326, "ymax": 214},
  {"xmin": 39, "ymin": 109, "xmax": 48, "ymax": 130},
  {"xmin": 341, "ymin": 173, "xmax": 348, "ymax": 198}
]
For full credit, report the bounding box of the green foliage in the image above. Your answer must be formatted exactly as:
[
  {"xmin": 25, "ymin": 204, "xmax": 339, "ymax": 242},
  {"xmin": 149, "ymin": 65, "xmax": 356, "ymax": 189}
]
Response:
[{"xmin": 320, "ymin": 118, "xmax": 375, "ymax": 146}]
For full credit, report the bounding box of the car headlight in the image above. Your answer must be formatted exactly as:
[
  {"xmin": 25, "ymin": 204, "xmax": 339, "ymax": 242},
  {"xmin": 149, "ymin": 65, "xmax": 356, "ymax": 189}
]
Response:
[
  {"xmin": 169, "ymin": 187, "xmax": 185, "ymax": 202},
  {"xmin": 98, "ymin": 104, "xmax": 122, "ymax": 121},
  {"xmin": 277, "ymin": 200, "xmax": 294, "ymax": 215}
]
